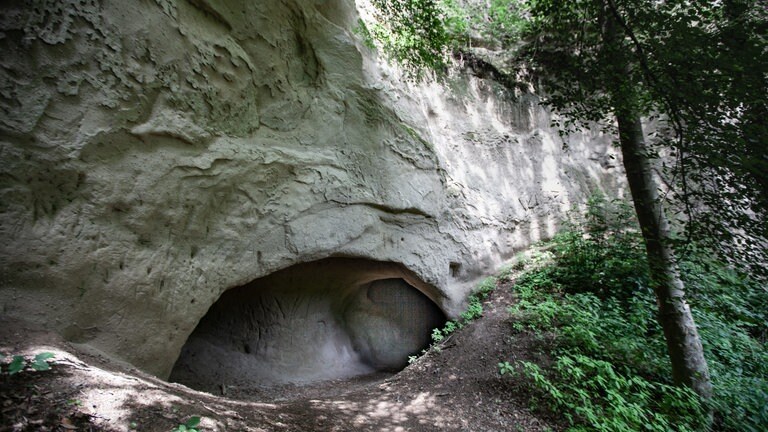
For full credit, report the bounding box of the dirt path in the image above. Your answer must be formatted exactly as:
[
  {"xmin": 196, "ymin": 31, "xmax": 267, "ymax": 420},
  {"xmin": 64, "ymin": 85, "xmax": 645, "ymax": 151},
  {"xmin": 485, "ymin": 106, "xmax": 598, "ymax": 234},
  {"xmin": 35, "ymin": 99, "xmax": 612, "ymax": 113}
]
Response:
[{"xmin": 1, "ymin": 280, "xmax": 562, "ymax": 431}]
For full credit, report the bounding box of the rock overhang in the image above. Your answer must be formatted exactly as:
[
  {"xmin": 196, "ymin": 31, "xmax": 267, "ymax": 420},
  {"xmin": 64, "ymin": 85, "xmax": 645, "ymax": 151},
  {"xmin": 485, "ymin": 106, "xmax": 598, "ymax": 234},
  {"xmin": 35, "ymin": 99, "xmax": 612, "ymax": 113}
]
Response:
[{"xmin": 0, "ymin": 0, "xmax": 625, "ymax": 380}]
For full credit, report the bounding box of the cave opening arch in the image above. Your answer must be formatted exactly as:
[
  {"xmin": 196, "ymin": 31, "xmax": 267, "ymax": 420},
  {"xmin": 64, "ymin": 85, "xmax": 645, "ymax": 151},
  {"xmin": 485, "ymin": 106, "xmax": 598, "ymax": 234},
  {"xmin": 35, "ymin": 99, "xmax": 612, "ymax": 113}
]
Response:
[{"xmin": 169, "ymin": 258, "xmax": 446, "ymax": 393}]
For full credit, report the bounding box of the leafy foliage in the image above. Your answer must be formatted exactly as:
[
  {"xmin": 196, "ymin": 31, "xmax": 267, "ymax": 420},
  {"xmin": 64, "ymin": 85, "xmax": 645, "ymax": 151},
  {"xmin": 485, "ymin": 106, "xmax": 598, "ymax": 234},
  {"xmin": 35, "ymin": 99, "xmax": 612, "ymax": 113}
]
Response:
[
  {"xmin": 1, "ymin": 352, "xmax": 55, "ymax": 374},
  {"xmin": 547, "ymin": 194, "xmax": 647, "ymax": 302},
  {"xmin": 172, "ymin": 416, "xmax": 201, "ymax": 432},
  {"xmin": 7, "ymin": 355, "xmax": 25, "ymax": 375},
  {"xmin": 498, "ymin": 360, "xmax": 514, "ymax": 376},
  {"xmin": 637, "ymin": 1, "xmax": 768, "ymax": 279},
  {"xmin": 505, "ymin": 200, "xmax": 768, "ymax": 431},
  {"xmin": 517, "ymin": 356, "xmax": 704, "ymax": 432},
  {"xmin": 456, "ymin": 0, "xmax": 531, "ymax": 49},
  {"xmin": 358, "ymin": 0, "xmax": 460, "ymax": 78},
  {"xmin": 516, "ymin": 0, "xmax": 768, "ymax": 278}
]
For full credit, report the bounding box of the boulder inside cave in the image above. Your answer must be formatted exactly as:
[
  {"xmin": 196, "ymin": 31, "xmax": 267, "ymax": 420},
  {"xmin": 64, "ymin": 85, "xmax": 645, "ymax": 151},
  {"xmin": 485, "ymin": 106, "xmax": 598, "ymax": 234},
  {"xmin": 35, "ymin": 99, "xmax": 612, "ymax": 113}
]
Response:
[{"xmin": 169, "ymin": 258, "xmax": 445, "ymax": 392}]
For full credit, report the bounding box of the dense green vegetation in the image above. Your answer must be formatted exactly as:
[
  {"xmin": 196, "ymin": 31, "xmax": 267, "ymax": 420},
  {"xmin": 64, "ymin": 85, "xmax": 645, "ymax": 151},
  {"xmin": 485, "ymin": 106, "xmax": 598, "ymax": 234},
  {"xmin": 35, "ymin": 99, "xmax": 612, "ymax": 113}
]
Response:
[{"xmin": 503, "ymin": 197, "xmax": 767, "ymax": 431}]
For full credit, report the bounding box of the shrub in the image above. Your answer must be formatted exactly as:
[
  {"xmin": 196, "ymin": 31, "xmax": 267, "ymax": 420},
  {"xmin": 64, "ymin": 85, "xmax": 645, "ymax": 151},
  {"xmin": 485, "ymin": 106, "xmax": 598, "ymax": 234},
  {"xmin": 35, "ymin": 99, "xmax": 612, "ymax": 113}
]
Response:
[
  {"xmin": 516, "ymin": 355, "xmax": 704, "ymax": 432},
  {"xmin": 503, "ymin": 196, "xmax": 767, "ymax": 431}
]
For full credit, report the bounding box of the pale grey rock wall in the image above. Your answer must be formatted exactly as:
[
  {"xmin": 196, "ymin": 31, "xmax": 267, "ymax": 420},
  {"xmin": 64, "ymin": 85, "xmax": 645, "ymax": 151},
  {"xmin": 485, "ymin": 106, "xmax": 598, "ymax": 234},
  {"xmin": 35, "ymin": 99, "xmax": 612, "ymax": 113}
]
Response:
[{"xmin": 0, "ymin": 0, "xmax": 625, "ymax": 378}]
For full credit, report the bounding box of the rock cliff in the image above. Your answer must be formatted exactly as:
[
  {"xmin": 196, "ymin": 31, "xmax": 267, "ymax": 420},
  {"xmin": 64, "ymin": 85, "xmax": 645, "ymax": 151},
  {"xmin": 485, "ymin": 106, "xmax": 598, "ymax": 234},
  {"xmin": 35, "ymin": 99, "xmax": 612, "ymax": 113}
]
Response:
[{"xmin": 0, "ymin": 0, "xmax": 624, "ymax": 381}]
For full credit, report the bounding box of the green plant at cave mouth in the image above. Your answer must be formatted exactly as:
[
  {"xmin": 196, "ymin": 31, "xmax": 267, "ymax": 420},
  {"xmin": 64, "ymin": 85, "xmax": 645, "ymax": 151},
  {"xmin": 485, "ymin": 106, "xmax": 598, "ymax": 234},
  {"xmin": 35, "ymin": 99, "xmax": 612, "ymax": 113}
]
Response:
[
  {"xmin": 1, "ymin": 352, "xmax": 55, "ymax": 374},
  {"xmin": 172, "ymin": 416, "xmax": 201, "ymax": 432},
  {"xmin": 497, "ymin": 360, "xmax": 514, "ymax": 376}
]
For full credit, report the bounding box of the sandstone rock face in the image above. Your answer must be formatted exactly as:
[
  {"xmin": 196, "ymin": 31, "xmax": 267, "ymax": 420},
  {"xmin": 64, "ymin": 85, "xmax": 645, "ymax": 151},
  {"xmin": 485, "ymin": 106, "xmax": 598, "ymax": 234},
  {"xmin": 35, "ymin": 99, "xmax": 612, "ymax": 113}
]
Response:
[{"xmin": 0, "ymin": 0, "xmax": 624, "ymax": 380}]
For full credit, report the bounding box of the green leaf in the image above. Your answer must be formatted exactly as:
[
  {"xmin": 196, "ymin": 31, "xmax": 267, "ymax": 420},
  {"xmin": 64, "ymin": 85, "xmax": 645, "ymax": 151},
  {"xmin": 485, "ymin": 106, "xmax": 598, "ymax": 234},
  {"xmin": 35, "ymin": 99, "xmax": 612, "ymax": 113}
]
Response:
[
  {"xmin": 31, "ymin": 359, "xmax": 51, "ymax": 371},
  {"xmin": 34, "ymin": 352, "xmax": 55, "ymax": 361},
  {"xmin": 8, "ymin": 356, "xmax": 25, "ymax": 374},
  {"xmin": 185, "ymin": 417, "xmax": 201, "ymax": 428}
]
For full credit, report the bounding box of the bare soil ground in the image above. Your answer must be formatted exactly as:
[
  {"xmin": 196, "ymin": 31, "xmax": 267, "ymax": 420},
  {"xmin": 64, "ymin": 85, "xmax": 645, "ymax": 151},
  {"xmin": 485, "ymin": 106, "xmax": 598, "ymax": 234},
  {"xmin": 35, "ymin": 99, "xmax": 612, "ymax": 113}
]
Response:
[{"xmin": 1, "ymin": 279, "xmax": 564, "ymax": 431}]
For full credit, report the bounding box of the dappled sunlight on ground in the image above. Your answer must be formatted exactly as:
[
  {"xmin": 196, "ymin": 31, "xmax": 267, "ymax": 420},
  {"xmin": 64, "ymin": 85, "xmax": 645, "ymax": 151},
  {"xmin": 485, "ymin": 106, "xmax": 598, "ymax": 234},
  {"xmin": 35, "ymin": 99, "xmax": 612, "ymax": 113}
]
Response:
[
  {"xmin": 1, "ymin": 330, "xmax": 282, "ymax": 431},
  {"xmin": 308, "ymin": 391, "xmax": 454, "ymax": 431},
  {"xmin": 1, "ymin": 281, "xmax": 562, "ymax": 431}
]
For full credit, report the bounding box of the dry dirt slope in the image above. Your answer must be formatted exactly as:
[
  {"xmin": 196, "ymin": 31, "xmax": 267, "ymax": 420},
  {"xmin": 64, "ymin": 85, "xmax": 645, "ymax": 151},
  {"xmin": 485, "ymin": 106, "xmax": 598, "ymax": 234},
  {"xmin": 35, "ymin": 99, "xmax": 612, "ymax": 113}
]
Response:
[{"xmin": 1, "ymin": 279, "xmax": 563, "ymax": 432}]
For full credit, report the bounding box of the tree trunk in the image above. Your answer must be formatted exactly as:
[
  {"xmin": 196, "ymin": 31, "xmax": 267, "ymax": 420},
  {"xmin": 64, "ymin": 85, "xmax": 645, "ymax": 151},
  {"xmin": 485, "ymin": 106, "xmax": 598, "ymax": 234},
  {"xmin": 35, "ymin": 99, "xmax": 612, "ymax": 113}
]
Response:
[
  {"xmin": 616, "ymin": 111, "xmax": 713, "ymax": 400},
  {"xmin": 602, "ymin": 3, "xmax": 712, "ymax": 400}
]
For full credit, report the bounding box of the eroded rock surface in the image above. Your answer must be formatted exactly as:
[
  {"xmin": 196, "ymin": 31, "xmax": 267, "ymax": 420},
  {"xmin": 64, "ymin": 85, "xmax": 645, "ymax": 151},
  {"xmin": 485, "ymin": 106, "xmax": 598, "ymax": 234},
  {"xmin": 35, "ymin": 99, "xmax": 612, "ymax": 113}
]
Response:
[
  {"xmin": 0, "ymin": 0, "xmax": 625, "ymax": 379},
  {"xmin": 346, "ymin": 277, "xmax": 444, "ymax": 371}
]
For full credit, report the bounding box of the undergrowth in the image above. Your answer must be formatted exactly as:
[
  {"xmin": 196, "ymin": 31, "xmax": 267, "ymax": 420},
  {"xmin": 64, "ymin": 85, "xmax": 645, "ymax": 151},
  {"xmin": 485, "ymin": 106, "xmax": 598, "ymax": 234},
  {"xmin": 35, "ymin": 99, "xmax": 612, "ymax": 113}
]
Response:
[{"xmin": 502, "ymin": 194, "xmax": 768, "ymax": 432}]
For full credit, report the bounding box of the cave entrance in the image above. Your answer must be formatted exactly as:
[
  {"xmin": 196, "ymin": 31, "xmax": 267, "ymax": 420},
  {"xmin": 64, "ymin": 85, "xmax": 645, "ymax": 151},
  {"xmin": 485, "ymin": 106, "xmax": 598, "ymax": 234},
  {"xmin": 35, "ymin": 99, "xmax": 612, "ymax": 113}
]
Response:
[{"xmin": 169, "ymin": 258, "xmax": 445, "ymax": 393}]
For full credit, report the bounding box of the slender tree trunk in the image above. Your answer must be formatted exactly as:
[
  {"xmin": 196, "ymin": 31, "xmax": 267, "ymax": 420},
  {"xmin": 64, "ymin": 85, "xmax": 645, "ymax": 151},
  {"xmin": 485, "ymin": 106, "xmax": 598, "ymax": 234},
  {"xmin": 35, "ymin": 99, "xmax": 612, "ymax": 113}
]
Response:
[
  {"xmin": 601, "ymin": 4, "xmax": 712, "ymax": 400},
  {"xmin": 616, "ymin": 111, "xmax": 713, "ymax": 399}
]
